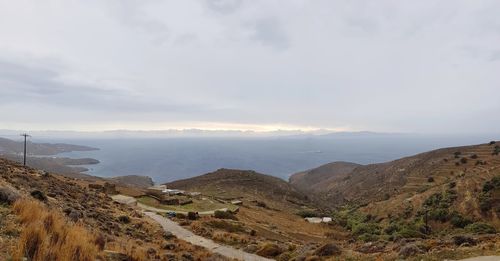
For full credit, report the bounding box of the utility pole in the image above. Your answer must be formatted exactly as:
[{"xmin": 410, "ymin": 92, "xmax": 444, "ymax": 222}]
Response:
[{"xmin": 20, "ymin": 133, "xmax": 30, "ymax": 166}]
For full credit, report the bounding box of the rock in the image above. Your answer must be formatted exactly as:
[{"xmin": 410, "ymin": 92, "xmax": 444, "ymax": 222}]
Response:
[
  {"xmin": 163, "ymin": 231, "xmax": 176, "ymax": 240},
  {"xmin": 313, "ymin": 243, "xmax": 342, "ymax": 256},
  {"xmin": 398, "ymin": 243, "xmax": 424, "ymax": 258},
  {"xmin": 182, "ymin": 253, "xmax": 194, "ymax": 261},
  {"xmin": 243, "ymin": 244, "xmax": 259, "ymax": 253},
  {"xmin": 30, "ymin": 190, "xmax": 47, "ymax": 201},
  {"xmin": 162, "ymin": 243, "xmax": 176, "ymax": 250},
  {"xmin": 0, "ymin": 185, "xmax": 20, "ymax": 204},
  {"xmin": 162, "ymin": 253, "xmax": 176, "ymax": 261},
  {"xmin": 453, "ymin": 235, "xmax": 476, "ymax": 246},
  {"xmin": 147, "ymin": 248, "xmax": 156, "ymax": 256},
  {"xmin": 68, "ymin": 210, "xmax": 82, "ymax": 222}
]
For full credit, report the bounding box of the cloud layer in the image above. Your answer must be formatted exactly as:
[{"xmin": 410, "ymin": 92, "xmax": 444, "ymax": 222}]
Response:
[{"xmin": 0, "ymin": 0, "xmax": 499, "ymax": 133}]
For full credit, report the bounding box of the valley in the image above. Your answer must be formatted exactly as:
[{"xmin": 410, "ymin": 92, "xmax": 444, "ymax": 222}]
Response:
[{"xmin": 0, "ymin": 141, "xmax": 499, "ymax": 260}]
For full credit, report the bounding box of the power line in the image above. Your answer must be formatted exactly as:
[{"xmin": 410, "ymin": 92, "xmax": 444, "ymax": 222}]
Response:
[{"xmin": 20, "ymin": 133, "xmax": 31, "ymax": 166}]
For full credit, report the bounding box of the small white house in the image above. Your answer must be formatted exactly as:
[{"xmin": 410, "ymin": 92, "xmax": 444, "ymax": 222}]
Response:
[{"xmin": 305, "ymin": 217, "xmax": 332, "ymax": 223}]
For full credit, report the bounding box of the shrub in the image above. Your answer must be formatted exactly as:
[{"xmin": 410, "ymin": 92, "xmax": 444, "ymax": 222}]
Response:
[
  {"xmin": 478, "ymin": 194, "xmax": 492, "ymax": 212},
  {"xmin": 489, "ymin": 141, "xmax": 496, "ymax": 145},
  {"xmin": 466, "ymin": 222, "xmax": 496, "ymax": 234},
  {"xmin": 176, "ymin": 213, "xmax": 186, "ymax": 219},
  {"xmin": 397, "ymin": 226, "xmax": 424, "ymax": 239},
  {"xmin": 427, "ymin": 177, "xmax": 434, "ymax": 182},
  {"xmin": 187, "ymin": 211, "xmax": 198, "ymax": 220},
  {"xmin": 454, "ymin": 151, "xmax": 462, "ymax": 158},
  {"xmin": 358, "ymin": 233, "xmax": 379, "ymax": 242},
  {"xmin": 453, "ymin": 235, "xmax": 476, "ymax": 246},
  {"xmin": 30, "ymin": 190, "xmax": 47, "ymax": 202},
  {"xmin": 206, "ymin": 220, "xmax": 246, "ymax": 233},
  {"xmin": 448, "ymin": 181, "xmax": 456, "ymax": 189},
  {"xmin": 428, "ymin": 208, "xmax": 449, "ymax": 222},
  {"xmin": 352, "ymin": 223, "xmax": 380, "ymax": 236},
  {"xmin": 117, "ymin": 215, "xmax": 131, "ymax": 224},
  {"xmin": 471, "ymin": 154, "xmax": 478, "ymax": 159},
  {"xmin": 214, "ymin": 210, "xmax": 236, "ymax": 220},
  {"xmin": 313, "ymin": 243, "xmax": 341, "ymax": 256},
  {"xmin": 256, "ymin": 243, "xmax": 283, "ymax": 257},
  {"xmin": 449, "ymin": 212, "xmax": 472, "ymax": 228},
  {"xmin": 460, "ymin": 157, "xmax": 468, "ymax": 164},
  {"xmin": 493, "ymin": 146, "xmax": 500, "ymax": 155},
  {"xmin": 296, "ymin": 210, "xmax": 320, "ymax": 218}
]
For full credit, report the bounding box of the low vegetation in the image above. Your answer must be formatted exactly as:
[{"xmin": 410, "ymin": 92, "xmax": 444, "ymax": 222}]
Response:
[
  {"xmin": 12, "ymin": 199, "xmax": 100, "ymax": 261},
  {"xmin": 478, "ymin": 176, "xmax": 500, "ymax": 212}
]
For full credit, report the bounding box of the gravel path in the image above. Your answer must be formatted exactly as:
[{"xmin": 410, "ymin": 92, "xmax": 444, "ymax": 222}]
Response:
[{"xmin": 144, "ymin": 211, "xmax": 273, "ymax": 261}]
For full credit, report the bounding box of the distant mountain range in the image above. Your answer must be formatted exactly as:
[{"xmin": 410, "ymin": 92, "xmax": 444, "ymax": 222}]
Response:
[{"xmin": 0, "ymin": 129, "xmax": 392, "ymax": 139}]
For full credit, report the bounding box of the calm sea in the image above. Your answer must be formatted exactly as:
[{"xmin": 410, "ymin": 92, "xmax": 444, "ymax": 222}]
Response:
[{"xmin": 41, "ymin": 134, "xmax": 496, "ymax": 183}]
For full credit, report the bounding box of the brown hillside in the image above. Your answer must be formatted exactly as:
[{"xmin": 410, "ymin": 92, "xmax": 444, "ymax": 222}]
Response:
[
  {"xmin": 0, "ymin": 158, "xmax": 225, "ymax": 260},
  {"xmin": 289, "ymin": 161, "xmax": 361, "ymax": 192},
  {"xmin": 291, "ymin": 142, "xmax": 500, "ymax": 227},
  {"xmin": 166, "ymin": 168, "xmax": 310, "ymax": 210}
]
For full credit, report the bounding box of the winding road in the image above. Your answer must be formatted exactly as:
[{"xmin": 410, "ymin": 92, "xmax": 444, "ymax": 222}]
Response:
[{"xmin": 143, "ymin": 211, "xmax": 273, "ymax": 261}]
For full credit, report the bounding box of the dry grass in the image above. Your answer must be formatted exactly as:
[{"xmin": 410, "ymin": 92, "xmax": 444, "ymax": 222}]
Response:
[{"xmin": 12, "ymin": 199, "xmax": 99, "ymax": 261}]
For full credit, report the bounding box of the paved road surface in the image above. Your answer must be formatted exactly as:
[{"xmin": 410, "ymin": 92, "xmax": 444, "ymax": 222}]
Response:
[
  {"xmin": 456, "ymin": 257, "xmax": 500, "ymax": 261},
  {"xmin": 144, "ymin": 211, "xmax": 273, "ymax": 261}
]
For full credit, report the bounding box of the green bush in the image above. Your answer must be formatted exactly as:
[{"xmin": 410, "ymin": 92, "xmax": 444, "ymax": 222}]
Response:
[
  {"xmin": 479, "ymin": 176, "xmax": 500, "ymax": 212},
  {"xmin": 466, "ymin": 222, "xmax": 496, "ymax": 234},
  {"xmin": 479, "ymin": 194, "xmax": 493, "ymax": 212},
  {"xmin": 296, "ymin": 210, "xmax": 320, "ymax": 218},
  {"xmin": 357, "ymin": 233, "xmax": 379, "ymax": 242},
  {"xmin": 429, "ymin": 208, "xmax": 450, "ymax": 222},
  {"xmin": 352, "ymin": 222, "xmax": 381, "ymax": 236},
  {"xmin": 449, "ymin": 212, "xmax": 472, "ymax": 228}
]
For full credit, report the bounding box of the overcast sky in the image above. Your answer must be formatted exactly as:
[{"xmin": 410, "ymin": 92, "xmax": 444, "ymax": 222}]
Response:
[{"xmin": 0, "ymin": 0, "xmax": 499, "ymax": 134}]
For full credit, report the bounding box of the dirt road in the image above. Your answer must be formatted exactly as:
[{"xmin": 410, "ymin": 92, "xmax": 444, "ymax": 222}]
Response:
[{"xmin": 143, "ymin": 211, "xmax": 273, "ymax": 261}]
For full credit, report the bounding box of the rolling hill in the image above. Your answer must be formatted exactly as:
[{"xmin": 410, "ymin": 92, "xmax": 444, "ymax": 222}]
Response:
[
  {"xmin": 291, "ymin": 141, "xmax": 500, "ymax": 227},
  {"xmin": 166, "ymin": 168, "xmax": 310, "ymax": 210}
]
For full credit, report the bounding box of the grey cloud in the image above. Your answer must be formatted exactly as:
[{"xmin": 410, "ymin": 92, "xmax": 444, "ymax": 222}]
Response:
[
  {"xmin": 0, "ymin": 1, "xmax": 499, "ymax": 133},
  {"xmin": 0, "ymin": 59, "xmax": 210, "ymax": 116},
  {"xmin": 249, "ymin": 18, "xmax": 289, "ymax": 50},
  {"xmin": 204, "ymin": 0, "xmax": 242, "ymax": 14}
]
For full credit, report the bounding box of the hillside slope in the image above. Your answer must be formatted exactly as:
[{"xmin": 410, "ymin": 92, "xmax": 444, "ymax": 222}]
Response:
[
  {"xmin": 0, "ymin": 158, "xmax": 225, "ymax": 260},
  {"xmin": 166, "ymin": 168, "xmax": 310, "ymax": 210},
  {"xmin": 290, "ymin": 142, "xmax": 500, "ymax": 226},
  {"xmin": 290, "ymin": 161, "xmax": 361, "ymax": 192}
]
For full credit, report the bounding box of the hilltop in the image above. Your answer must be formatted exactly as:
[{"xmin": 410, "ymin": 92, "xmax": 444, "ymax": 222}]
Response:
[{"xmin": 166, "ymin": 168, "xmax": 310, "ymax": 210}]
